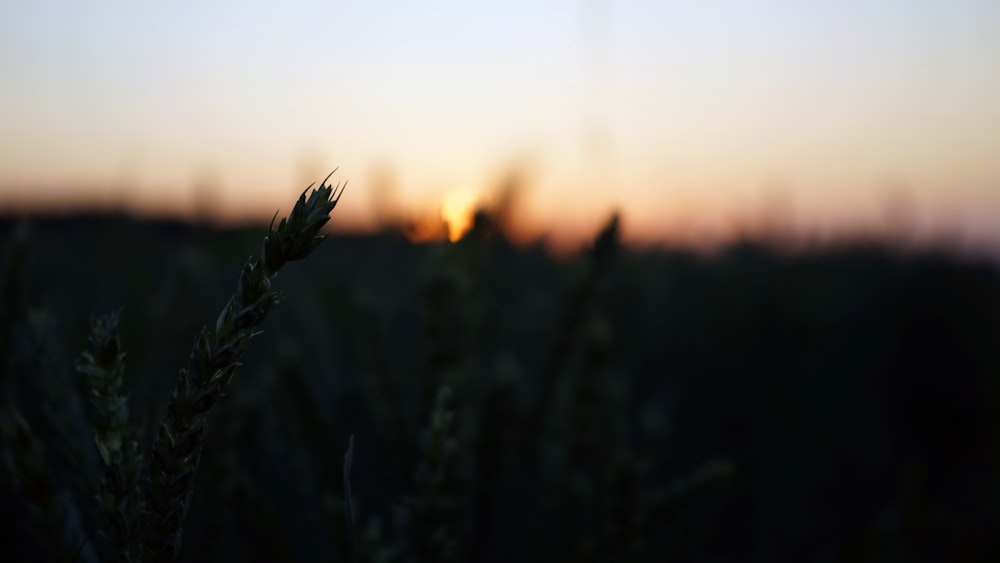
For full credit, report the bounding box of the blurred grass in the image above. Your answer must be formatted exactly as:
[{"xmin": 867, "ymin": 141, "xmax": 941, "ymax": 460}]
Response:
[{"xmin": 2, "ymin": 211, "xmax": 1000, "ymax": 562}]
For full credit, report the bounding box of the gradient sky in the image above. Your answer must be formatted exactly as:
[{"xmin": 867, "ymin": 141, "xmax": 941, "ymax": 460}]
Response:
[{"xmin": 2, "ymin": 1, "xmax": 1000, "ymax": 249}]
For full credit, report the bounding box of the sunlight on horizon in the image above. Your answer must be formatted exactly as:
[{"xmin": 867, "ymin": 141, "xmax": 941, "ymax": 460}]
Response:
[
  {"xmin": 440, "ymin": 190, "xmax": 478, "ymax": 242},
  {"xmin": 2, "ymin": 1, "xmax": 1000, "ymax": 252}
]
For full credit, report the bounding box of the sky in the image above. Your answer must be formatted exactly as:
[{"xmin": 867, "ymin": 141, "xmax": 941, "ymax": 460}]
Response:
[{"xmin": 2, "ymin": 1, "xmax": 1000, "ymax": 250}]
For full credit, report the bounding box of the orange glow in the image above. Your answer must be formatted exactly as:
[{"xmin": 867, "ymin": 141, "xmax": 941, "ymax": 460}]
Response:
[
  {"xmin": 441, "ymin": 190, "xmax": 477, "ymax": 242},
  {"xmin": 404, "ymin": 211, "xmax": 449, "ymax": 243}
]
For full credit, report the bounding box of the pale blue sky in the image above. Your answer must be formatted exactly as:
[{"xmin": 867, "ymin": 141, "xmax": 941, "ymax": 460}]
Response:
[{"xmin": 2, "ymin": 1, "xmax": 999, "ymax": 247}]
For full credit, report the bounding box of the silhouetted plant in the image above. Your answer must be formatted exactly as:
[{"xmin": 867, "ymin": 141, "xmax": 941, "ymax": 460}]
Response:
[
  {"xmin": 76, "ymin": 311, "xmax": 144, "ymax": 563},
  {"xmin": 395, "ymin": 385, "xmax": 459, "ymax": 563},
  {"xmin": 9, "ymin": 186, "xmax": 992, "ymax": 561},
  {"xmin": 143, "ymin": 175, "xmax": 344, "ymax": 561}
]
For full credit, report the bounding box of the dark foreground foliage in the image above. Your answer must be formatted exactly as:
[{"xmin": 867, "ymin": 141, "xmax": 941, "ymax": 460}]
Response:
[{"xmin": 2, "ymin": 205, "xmax": 1000, "ymax": 562}]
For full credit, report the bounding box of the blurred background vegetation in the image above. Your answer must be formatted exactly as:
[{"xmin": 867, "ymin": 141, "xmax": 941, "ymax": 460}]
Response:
[{"xmin": 2, "ymin": 209, "xmax": 999, "ymax": 562}]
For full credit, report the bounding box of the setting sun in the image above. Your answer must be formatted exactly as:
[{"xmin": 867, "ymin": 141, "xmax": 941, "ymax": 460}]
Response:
[
  {"xmin": 2, "ymin": 2, "xmax": 1000, "ymax": 254},
  {"xmin": 441, "ymin": 190, "xmax": 478, "ymax": 242}
]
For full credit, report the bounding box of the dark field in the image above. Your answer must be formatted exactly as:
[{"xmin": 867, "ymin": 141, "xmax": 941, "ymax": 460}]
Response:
[{"xmin": 2, "ymin": 209, "xmax": 1000, "ymax": 562}]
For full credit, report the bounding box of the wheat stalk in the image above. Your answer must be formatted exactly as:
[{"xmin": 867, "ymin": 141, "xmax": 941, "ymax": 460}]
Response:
[
  {"xmin": 76, "ymin": 310, "xmax": 145, "ymax": 563},
  {"xmin": 399, "ymin": 385, "xmax": 459, "ymax": 563},
  {"xmin": 143, "ymin": 173, "xmax": 344, "ymax": 562},
  {"xmin": 343, "ymin": 434, "xmax": 357, "ymax": 563}
]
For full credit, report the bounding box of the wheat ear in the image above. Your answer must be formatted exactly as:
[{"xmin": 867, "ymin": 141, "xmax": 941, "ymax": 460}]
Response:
[
  {"xmin": 76, "ymin": 310, "xmax": 145, "ymax": 563},
  {"xmin": 143, "ymin": 174, "xmax": 344, "ymax": 562}
]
